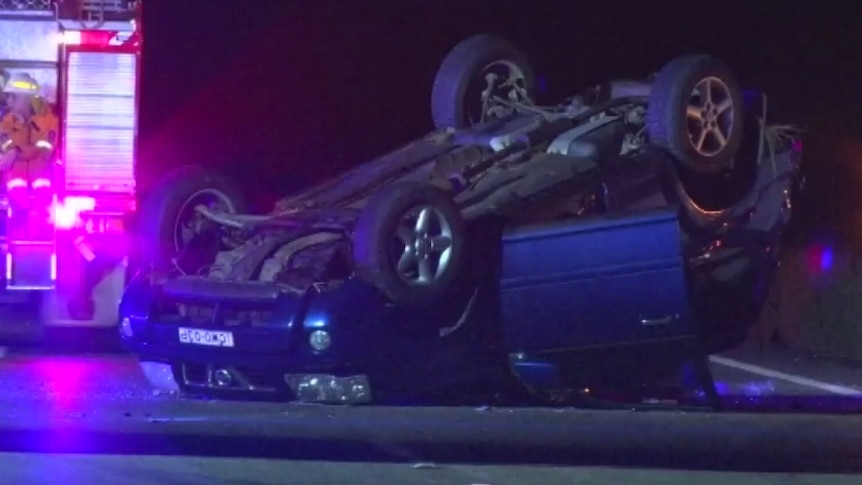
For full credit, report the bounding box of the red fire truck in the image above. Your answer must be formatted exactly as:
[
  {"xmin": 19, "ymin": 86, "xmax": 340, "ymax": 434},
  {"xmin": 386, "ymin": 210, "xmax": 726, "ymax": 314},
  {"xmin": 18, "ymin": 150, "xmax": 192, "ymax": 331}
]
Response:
[{"xmin": 0, "ymin": 0, "xmax": 140, "ymax": 336}]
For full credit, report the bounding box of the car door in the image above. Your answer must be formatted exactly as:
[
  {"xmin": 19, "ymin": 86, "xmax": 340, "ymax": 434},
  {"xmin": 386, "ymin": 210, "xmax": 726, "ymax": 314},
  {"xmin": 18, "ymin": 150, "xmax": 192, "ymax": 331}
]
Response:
[{"xmin": 498, "ymin": 207, "xmax": 692, "ymax": 354}]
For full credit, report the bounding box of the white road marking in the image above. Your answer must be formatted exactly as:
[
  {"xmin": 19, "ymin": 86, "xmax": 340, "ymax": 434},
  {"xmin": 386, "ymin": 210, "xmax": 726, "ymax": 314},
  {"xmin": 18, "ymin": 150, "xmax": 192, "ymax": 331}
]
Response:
[{"xmin": 709, "ymin": 355, "xmax": 862, "ymax": 396}]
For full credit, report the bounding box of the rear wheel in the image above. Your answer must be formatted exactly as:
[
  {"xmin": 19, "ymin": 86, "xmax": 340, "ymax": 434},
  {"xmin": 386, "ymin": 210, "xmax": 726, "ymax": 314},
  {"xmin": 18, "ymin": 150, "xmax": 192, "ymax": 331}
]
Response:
[
  {"xmin": 431, "ymin": 35, "xmax": 536, "ymax": 129},
  {"xmin": 137, "ymin": 166, "xmax": 246, "ymax": 273}
]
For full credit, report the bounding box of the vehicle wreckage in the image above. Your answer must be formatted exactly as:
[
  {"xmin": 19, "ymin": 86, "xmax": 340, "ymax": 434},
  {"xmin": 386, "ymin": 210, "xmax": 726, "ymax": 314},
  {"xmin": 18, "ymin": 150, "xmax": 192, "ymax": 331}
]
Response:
[{"xmin": 120, "ymin": 35, "xmax": 802, "ymax": 404}]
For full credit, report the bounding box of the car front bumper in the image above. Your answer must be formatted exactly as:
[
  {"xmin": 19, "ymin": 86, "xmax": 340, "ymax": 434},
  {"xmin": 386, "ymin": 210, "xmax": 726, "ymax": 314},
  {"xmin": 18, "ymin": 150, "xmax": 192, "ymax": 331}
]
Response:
[
  {"xmin": 138, "ymin": 360, "xmax": 373, "ymax": 404},
  {"xmin": 120, "ymin": 276, "xmax": 391, "ymax": 404}
]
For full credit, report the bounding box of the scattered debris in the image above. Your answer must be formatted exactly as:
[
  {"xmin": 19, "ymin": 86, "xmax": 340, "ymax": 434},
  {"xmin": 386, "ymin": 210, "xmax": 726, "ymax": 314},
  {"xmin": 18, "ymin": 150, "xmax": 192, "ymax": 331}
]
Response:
[{"xmin": 642, "ymin": 398, "xmax": 680, "ymax": 405}]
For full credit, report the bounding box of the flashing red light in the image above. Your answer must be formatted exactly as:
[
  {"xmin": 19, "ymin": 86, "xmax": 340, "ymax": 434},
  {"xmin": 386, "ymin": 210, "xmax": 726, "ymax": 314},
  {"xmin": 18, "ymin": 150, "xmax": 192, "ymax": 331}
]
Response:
[{"xmin": 60, "ymin": 30, "xmax": 131, "ymax": 47}]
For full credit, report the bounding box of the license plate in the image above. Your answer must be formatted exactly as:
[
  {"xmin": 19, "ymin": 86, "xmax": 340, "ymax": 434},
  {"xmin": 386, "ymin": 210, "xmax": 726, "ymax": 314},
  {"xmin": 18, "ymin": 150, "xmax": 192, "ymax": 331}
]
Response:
[{"xmin": 178, "ymin": 327, "xmax": 235, "ymax": 347}]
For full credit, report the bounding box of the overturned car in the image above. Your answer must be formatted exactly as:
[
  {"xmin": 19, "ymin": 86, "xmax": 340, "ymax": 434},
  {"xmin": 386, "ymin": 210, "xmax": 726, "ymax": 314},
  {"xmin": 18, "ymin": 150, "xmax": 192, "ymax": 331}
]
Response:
[{"xmin": 121, "ymin": 35, "xmax": 802, "ymax": 404}]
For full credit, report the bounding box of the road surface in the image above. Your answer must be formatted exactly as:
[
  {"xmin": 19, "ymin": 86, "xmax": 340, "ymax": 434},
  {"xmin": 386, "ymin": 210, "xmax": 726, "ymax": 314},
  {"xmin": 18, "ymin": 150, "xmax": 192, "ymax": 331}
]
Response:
[{"xmin": 1, "ymin": 343, "xmax": 862, "ymax": 484}]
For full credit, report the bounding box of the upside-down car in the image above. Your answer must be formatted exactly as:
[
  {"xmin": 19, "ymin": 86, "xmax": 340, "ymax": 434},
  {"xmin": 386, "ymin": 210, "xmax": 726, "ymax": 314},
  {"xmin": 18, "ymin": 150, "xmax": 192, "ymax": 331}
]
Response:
[{"xmin": 121, "ymin": 35, "xmax": 802, "ymax": 403}]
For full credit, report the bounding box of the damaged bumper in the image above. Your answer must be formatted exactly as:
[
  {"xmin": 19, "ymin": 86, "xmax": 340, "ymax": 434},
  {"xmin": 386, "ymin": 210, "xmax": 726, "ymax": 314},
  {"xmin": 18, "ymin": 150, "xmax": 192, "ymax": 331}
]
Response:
[
  {"xmin": 120, "ymin": 274, "xmax": 385, "ymax": 404},
  {"xmin": 138, "ymin": 361, "xmax": 373, "ymax": 404}
]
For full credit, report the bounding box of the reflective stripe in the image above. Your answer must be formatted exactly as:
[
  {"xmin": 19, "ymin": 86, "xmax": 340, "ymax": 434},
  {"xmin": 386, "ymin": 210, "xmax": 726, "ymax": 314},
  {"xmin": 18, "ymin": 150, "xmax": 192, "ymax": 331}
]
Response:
[
  {"xmin": 0, "ymin": 139, "xmax": 12, "ymax": 151},
  {"xmin": 6, "ymin": 178, "xmax": 26, "ymax": 189},
  {"xmin": 32, "ymin": 178, "xmax": 51, "ymax": 189},
  {"xmin": 4, "ymin": 80, "xmax": 39, "ymax": 95},
  {"xmin": 34, "ymin": 140, "xmax": 53, "ymax": 150},
  {"xmin": 10, "ymin": 80, "xmax": 36, "ymax": 91}
]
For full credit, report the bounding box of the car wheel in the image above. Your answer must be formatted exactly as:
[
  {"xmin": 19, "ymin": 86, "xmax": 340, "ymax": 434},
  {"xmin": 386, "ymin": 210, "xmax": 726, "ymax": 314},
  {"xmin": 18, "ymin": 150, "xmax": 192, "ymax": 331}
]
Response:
[
  {"xmin": 353, "ymin": 182, "xmax": 466, "ymax": 306},
  {"xmin": 647, "ymin": 55, "xmax": 745, "ymax": 175},
  {"xmin": 138, "ymin": 166, "xmax": 246, "ymax": 272},
  {"xmin": 431, "ymin": 34, "xmax": 536, "ymax": 130}
]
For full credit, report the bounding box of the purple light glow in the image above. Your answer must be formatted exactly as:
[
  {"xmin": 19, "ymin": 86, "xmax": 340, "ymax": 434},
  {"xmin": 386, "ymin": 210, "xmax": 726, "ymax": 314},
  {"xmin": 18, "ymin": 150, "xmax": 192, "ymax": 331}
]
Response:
[{"xmin": 806, "ymin": 245, "xmax": 834, "ymax": 274}]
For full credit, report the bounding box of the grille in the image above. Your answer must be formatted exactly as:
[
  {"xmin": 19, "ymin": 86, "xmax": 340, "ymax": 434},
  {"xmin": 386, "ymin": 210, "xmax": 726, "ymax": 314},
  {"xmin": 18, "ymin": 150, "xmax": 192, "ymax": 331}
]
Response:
[{"xmin": 155, "ymin": 302, "xmax": 276, "ymax": 328}]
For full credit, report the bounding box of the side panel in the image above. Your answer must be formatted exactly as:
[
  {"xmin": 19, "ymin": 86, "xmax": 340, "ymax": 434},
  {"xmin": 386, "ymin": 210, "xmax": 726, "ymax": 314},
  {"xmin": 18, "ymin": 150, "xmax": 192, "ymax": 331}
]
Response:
[
  {"xmin": 500, "ymin": 208, "xmax": 691, "ymax": 353},
  {"xmin": 40, "ymin": 28, "xmax": 140, "ymax": 326},
  {"xmin": 0, "ymin": 18, "xmax": 60, "ymax": 292},
  {"xmin": 0, "ymin": 14, "xmax": 139, "ymax": 330}
]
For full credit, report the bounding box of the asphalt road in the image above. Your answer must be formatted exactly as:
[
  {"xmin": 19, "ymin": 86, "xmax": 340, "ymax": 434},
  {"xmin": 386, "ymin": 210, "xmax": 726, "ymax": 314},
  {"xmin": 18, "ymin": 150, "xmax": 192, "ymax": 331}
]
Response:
[{"xmin": 2, "ymin": 344, "xmax": 862, "ymax": 484}]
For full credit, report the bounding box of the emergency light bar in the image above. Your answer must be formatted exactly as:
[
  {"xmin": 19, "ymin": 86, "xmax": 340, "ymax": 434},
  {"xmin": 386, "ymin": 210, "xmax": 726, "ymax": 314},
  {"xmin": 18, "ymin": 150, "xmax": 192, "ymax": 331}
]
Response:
[{"xmin": 59, "ymin": 29, "xmax": 133, "ymax": 47}]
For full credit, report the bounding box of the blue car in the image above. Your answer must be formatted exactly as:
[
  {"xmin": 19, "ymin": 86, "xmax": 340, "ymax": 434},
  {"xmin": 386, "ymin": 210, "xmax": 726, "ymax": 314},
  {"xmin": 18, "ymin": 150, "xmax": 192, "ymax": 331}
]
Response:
[{"xmin": 121, "ymin": 36, "xmax": 802, "ymax": 403}]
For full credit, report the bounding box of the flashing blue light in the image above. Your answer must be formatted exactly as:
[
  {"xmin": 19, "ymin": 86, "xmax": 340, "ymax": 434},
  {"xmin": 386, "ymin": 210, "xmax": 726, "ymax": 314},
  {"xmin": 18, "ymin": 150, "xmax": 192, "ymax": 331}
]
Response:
[
  {"xmin": 305, "ymin": 319, "xmax": 327, "ymax": 329},
  {"xmin": 820, "ymin": 247, "xmax": 834, "ymax": 272},
  {"xmin": 807, "ymin": 244, "xmax": 834, "ymax": 274},
  {"xmin": 537, "ymin": 75, "xmax": 547, "ymax": 94}
]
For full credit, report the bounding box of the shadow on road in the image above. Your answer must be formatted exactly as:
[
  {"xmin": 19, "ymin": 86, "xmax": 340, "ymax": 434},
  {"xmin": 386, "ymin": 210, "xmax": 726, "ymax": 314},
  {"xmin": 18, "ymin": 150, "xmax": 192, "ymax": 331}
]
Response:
[
  {"xmin": 3, "ymin": 402, "xmax": 862, "ymax": 474},
  {"xmin": 0, "ymin": 427, "xmax": 859, "ymax": 474}
]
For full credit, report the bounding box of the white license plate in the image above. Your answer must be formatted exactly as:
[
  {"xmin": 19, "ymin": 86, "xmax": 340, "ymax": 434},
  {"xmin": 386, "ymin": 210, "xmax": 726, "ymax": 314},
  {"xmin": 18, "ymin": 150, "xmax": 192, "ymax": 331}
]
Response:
[{"xmin": 178, "ymin": 327, "xmax": 235, "ymax": 347}]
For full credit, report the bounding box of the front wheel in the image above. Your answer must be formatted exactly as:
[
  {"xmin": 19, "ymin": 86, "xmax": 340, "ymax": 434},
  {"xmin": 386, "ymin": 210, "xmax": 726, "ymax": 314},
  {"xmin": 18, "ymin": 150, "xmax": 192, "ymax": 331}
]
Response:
[{"xmin": 353, "ymin": 182, "xmax": 466, "ymax": 306}]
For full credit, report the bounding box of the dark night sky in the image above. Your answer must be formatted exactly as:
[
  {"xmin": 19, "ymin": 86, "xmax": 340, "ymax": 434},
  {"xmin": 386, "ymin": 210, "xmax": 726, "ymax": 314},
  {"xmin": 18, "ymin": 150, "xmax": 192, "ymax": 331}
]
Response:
[{"xmin": 137, "ymin": 0, "xmax": 862, "ymax": 242}]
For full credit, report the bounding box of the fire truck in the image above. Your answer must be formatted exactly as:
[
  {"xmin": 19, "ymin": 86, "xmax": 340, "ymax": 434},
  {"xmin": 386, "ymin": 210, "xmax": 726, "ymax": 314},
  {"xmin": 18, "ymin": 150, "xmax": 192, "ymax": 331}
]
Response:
[{"xmin": 0, "ymin": 0, "xmax": 140, "ymax": 336}]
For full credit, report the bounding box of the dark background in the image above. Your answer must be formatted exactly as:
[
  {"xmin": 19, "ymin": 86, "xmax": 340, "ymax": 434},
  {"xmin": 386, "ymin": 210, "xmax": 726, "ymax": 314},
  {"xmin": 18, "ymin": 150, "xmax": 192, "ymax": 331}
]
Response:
[{"xmin": 137, "ymin": 0, "xmax": 862, "ymax": 248}]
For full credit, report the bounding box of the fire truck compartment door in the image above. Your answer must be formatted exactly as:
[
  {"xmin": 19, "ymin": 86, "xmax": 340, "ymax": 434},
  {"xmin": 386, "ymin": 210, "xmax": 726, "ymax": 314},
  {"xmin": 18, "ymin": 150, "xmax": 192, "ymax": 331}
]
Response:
[{"xmin": 5, "ymin": 241, "xmax": 54, "ymax": 290}]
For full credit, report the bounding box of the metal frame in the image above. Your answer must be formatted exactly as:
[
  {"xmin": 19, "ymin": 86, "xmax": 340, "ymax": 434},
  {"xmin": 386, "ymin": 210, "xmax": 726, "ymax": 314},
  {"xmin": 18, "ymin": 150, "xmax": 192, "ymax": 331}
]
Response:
[{"xmin": 58, "ymin": 11, "xmax": 140, "ymax": 200}]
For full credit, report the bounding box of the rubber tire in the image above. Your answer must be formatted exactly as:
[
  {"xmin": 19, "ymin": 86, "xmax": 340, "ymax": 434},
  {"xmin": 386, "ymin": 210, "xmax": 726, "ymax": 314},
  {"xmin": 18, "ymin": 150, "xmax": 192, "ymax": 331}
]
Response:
[
  {"xmin": 431, "ymin": 34, "xmax": 536, "ymax": 130},
  {"xmin": 647, "ymin": 55, "xmax": 744, "ymax": 175},
  {"xmin": 138, "ymin": 165, "xmax": 246, "ymax": 269},
  {"xmin": 353, "ymin": 182, "xmax": 466, "ymax": 307}
]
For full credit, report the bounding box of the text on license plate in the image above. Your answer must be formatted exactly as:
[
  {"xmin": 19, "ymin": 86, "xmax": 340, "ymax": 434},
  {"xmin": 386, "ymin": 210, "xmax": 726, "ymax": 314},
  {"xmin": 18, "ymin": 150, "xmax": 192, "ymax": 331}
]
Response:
[{"xmin": 178, "ymin": 327, "xmax": 235, "ymax": 347}]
